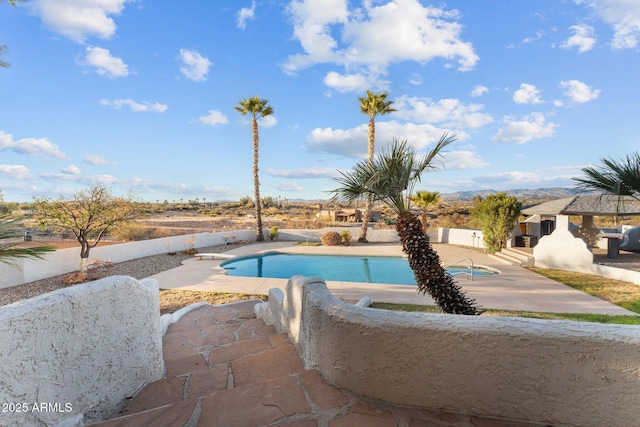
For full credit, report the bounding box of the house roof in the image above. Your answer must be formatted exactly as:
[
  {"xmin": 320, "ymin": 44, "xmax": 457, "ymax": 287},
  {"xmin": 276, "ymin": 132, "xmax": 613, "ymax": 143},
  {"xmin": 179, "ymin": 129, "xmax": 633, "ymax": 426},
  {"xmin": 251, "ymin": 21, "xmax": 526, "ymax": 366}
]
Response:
[{"xmin": 521, "ymin": 195, "xmax": 640, "ymax": 216}]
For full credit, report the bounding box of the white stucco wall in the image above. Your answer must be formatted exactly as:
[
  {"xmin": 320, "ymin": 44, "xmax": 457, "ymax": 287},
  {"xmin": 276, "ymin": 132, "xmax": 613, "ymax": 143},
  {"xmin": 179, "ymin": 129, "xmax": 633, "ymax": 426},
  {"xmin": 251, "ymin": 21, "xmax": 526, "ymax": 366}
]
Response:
[
  {"xmin": 0, "ymin": 276, "xmax": 164, "ymax": 427},
  {"xmin": 256, "ymin": 276, "xmax": 640, "ymax": 427},
  {"xmin": 435, "ymin": 227, "xmax": 485, "ymax": 249},
  {"xmin": 1, "ymin": 230, "xmax": 254, "ymax": 289},
  {"xmin": 533, "ymin": 215, "xmax": 594, "ymax": 272}
]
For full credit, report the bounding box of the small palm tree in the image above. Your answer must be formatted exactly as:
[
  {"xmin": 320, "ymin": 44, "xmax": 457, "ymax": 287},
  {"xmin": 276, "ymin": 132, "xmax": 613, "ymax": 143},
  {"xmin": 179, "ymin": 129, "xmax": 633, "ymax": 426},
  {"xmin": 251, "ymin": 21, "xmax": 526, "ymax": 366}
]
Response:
[
  {"xmin": 358, "ymin": 90, "xmax": 396, "ymax": 243},
  {"xmin": 573, "ymin": 152, "xmax": 640, "ymax": 201},
  {"xmin": 235, "ymin": 96, "xmax": 274, "ymax": 242},
  {"xmin": 330, "ymin": 135, "xmax": 479, "ymax": 315},
  {"xmin": 1, "ymin": 215, "xmax": 54, "ymax": 267},
  {"xmin": 410, "ymin": 191, "xmax": 441, "ymax": 232}
]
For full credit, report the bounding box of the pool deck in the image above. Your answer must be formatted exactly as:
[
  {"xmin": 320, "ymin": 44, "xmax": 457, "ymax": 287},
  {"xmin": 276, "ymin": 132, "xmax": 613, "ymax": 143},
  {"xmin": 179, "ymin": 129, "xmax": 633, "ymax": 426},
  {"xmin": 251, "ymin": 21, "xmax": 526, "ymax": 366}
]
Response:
[{"xmin": 149, "ymin": 241, "xmax": 635, "ymax": 315}]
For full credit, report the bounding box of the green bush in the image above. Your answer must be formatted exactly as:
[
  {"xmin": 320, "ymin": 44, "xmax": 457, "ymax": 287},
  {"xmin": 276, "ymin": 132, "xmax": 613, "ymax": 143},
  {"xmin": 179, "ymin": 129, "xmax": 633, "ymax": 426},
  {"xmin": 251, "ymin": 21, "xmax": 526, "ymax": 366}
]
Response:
[
  {"xmin": 269, "ymin": 226, "xmax": 279, "ymax": 241},
  {"xmin": 341, "ymin": 230, "xmax": 352, "ymax": 246},
  {"xmin": 471, "ymin": 193, "xmax": 522, "ymax": 254}
]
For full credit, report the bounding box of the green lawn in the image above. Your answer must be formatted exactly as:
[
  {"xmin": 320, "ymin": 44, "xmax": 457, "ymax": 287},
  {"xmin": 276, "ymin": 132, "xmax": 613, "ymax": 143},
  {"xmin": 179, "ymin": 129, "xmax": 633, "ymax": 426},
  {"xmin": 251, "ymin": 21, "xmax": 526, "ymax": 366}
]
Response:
[{"xmin": 371, "ymin": 268, "xmax": 640, "ymax": 325}]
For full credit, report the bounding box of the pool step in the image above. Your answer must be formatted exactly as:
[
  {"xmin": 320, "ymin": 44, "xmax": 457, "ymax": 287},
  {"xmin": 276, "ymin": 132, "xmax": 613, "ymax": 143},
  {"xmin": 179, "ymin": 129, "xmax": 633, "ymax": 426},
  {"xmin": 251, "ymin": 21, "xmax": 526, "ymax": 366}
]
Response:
[{"xmin": 489, "ymin": 248, "xmax": 534, "ymax": 267}]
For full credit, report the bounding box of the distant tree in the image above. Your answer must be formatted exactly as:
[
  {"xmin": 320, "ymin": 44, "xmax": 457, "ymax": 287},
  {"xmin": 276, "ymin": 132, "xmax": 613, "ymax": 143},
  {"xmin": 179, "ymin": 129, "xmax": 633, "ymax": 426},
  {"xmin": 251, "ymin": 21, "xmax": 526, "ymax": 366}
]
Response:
[
  {"xmin": 330, "ymin": 135, "xmax": 478, "ymax": 315},
  {"xmin": 0, "ymin": 188, "xmax": 9, "ymax": 215},
  {"xmin": 0, "ymin": 215, "xmax": 55, "ymax": 267},
  {"xmin": 573, "ymin": 152, "xmax": 640, "ymax": 202},
  {"xmin": 410, "ymin": 190, "xmax": 441, "ymax": 232},
  {"xmin": 33, "ymin": 185, "xmax": 138, "ymax": 266},
  {"xmin": 235, "ymin": 96, "xmax": 274, "ymax": 242},
  {"xmin": 358, "ymin": 90, "xmax": 396, "ymax": 243},
  {"xmin": 471, "ymin": 193, "xmax": 522, "ymax": 254}
]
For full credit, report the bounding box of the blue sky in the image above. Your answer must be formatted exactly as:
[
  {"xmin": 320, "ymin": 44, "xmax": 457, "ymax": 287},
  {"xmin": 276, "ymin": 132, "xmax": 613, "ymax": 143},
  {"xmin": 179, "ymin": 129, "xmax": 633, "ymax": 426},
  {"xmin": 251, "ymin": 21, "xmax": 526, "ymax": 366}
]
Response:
[{"xmin": 1, "ymin": 0, "xmax": 639, "ymax": 203}]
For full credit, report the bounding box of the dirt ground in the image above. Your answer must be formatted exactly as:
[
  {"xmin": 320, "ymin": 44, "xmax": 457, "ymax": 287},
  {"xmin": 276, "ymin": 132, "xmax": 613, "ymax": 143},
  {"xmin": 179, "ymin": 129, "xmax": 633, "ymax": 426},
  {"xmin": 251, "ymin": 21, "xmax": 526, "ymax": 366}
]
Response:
[{"xmin": 159, "ymin": 289, "xmax": 265, "ymax": 315}]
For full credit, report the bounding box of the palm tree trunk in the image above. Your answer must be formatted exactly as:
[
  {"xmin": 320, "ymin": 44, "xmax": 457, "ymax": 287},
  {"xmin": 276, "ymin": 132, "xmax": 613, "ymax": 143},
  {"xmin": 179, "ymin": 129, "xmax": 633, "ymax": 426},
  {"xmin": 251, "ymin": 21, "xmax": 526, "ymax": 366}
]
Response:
[
  {"xmin": 396, "ymin": 211, "xmax": 479, "ymax": 315},
  {"xmin": 358, "ymin": 115, "xmax": 376, "ymax": 243},
  {"xmin": 252, "ymin": 117, "xmax": 264, "ymax": 242}
]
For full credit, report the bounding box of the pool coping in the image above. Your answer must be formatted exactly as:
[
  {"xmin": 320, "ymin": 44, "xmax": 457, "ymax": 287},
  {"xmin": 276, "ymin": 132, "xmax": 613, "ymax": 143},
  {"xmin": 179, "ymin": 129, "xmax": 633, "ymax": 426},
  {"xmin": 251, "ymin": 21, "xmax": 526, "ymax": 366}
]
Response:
[{"xmin": 147, "ymin": 241, "xmax": 636, "ymax": 315}]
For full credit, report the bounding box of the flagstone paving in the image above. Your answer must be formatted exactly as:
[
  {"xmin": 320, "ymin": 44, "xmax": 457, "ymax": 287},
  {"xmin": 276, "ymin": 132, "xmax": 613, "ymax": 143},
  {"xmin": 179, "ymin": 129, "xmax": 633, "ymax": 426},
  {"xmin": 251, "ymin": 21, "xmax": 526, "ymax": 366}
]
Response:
[{"xmin": 89, "ymin": 300, "xmax": 547, "ymax": 427}]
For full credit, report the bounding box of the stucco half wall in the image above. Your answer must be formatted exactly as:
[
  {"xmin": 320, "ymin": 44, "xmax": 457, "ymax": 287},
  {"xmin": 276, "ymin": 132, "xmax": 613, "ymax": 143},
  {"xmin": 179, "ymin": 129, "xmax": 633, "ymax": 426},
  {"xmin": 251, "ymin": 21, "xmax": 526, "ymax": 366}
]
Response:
[
  {"xmin": 0, "ymin": 276, "xmax": 164, "ymax": 427},
  {"xmin": 256, "ymin": 276, "xmax": 640, "ymax": 427}
]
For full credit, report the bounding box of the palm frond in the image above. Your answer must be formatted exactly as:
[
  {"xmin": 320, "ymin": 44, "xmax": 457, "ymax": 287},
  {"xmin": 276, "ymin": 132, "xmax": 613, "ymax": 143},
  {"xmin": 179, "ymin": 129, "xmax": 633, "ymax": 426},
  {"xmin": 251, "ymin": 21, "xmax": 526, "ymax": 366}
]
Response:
[
  {"xmin": 0, "ymin": 215, "xmax": 55, "ymax": 266},
  {"xmin": 329, "ymin": 133, "xmax": 455, "ymax": 214},
  {"xmin": 574, "ymin": 152, "xmax": 640, "ymax": 202}
]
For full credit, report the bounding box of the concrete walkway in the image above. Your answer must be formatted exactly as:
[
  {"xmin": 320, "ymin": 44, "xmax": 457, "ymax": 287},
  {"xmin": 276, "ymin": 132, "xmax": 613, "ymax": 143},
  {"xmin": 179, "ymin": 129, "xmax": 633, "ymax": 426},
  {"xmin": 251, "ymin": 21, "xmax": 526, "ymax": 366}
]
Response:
[
  {"xmin": 91, "ymin": 300, "xmax": 544, "ymax": 427},
  {"xmin": 149, "ymin": 241, "xmax": 635, "ymax": 316}
]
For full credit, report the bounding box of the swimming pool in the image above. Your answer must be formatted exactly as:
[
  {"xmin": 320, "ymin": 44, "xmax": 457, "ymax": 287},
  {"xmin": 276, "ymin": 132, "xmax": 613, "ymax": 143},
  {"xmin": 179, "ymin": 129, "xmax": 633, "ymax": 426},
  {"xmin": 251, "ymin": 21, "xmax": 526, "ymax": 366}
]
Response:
[{"xmin": 220, "ymin": 253, "xmax": 496, "ymax": 285}]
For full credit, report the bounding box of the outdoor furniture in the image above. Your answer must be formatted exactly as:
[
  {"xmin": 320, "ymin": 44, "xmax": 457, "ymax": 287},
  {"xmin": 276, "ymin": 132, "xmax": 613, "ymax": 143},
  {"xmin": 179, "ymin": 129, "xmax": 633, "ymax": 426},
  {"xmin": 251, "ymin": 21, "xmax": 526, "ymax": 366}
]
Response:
[
  {"xmin": 619, "ymin": 226, "xmax": 640, "ymax": 252},
  {"xmin": 602, "ymin": 233, "xmax": 624, "ymax": 259}
]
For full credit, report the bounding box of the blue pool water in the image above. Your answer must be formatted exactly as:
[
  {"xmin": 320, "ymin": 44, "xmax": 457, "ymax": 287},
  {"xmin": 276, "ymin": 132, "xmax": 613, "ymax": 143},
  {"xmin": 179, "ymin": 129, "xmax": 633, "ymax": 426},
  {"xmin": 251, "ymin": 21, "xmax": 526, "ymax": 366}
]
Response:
[{"xmin": 220, "ymin": 253, "xmax": 495, "ymax": 286}]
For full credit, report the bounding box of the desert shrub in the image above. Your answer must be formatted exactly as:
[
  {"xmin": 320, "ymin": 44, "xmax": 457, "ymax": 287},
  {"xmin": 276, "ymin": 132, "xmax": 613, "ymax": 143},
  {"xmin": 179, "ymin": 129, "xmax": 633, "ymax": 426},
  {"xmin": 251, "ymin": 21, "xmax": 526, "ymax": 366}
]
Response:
[
  {"xmin": 321, "ymin": 231, "xmax": 342, "ymax": 246},
  {"xmin": 341, "ymin": 230, "xmax": 352, "ymax": 246},
  {"xmin": 62, "ymin": 271, "xmax": 88, "ymax": 285},
  {"xmin": 110, "ymin": 220, "xmax": 149, "ymax": 241},
  {"xmin": 269, "ymin": 226, "xmax": 279, "ymax": 241}
]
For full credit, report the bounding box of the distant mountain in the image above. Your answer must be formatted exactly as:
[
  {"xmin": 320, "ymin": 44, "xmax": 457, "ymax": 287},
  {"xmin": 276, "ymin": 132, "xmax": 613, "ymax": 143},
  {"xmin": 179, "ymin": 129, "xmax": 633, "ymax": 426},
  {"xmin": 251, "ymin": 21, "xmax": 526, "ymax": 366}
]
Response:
[{"xmin": 441, "ymin": 187, "xmax": 583, "ymax": 202}]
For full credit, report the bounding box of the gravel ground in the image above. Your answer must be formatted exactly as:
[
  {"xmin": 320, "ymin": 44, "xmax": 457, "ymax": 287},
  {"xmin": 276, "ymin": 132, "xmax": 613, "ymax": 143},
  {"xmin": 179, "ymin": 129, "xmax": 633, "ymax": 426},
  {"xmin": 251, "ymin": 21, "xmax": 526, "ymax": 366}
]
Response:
[{"xmin": 0, "ymin": 243, "xmax": 245, "ymax": 307}]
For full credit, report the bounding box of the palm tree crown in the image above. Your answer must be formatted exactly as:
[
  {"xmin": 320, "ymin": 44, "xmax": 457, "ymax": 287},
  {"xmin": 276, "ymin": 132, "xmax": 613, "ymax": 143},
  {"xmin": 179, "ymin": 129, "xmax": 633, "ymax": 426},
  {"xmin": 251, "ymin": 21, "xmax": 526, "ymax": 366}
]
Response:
[
  {"xmin": 410, "ymin": 191, "xmax": 441, "ymax": 232},
  {"xmin": 330, "ymin": 134, "xmax": 478, "ymax": 315},
  {"xmin": 332, "ymin": 135, "xmax": 453, "ymax": 215},
  {"xmin": 235, "ymin": 96, "xmax": 274, "ymax": 242},
  {"xmin": 573, "ymin": 152, "xmax": 640, "ymax": 200},
  {"xmin": 357, "ymin": 90, "xmax": 396, "ymax": 243}
]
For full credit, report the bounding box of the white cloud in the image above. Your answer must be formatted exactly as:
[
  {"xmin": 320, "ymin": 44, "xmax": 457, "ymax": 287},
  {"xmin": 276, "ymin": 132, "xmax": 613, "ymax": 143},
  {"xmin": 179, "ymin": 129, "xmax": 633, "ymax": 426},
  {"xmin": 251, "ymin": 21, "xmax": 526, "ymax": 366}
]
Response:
[
  {"xmin": 491, "ymin": 113, "xmax": 558, "ymax": 144},
  {"xmin": 265, "ymin": 167, "xmax": 338, "ymax": 179},
  {"xmin": 471, "ymin": 85, "xmax": 489, "ymax": 97},
  {"xmin": 0, "ymin": 164, "xmax": 32, "ymax": 180},
  {"xmin": 259, "ymin": 115, "xmax": 278, "ymax": 129},
  {"xmin": 284, "ymin": 0, "xmax": 478, "ymax": 90},
  {"xmin": 559, "ymin": 79, "xmax": 601, "ymax": 103},
  {"xmin": 392, "ymin": 96, "xmax": 493, "ymax": 130},
  {"xmin": 100, "ymin": 98, "xmax": 168, "ymax": 113},
  {"xmin": 81, "ymin": 46, "xmax": 129, "ymax": 78},
  {"xmin": 408, "ymin": 73, "xmax": 422, "ymax": 85},
  {"xmin": 521, "ymin": 30, "xmax": 545, "ymax": 45},
  {"xmin": 474, "ymin": 171, "xmax": 548, "ymax": 186},
  {"xmin": 62, "ymin": 165, "xmax": 81, "ymax": 175},
  {"xmin": 561, "ymin": 24, "xmax": 597, "ymax": 53},
  {"xmin": 306, "ymin": 120, "xmax": 467, "ymax": 158},
  {"xmin": 27, "ymin": 0, "xmax": 129, "ymax": 44},
  {"xmin": 513, "ymin": 83, "xmax": 543, "ymax": 105},
  {"xmin": 198, "ymin": 110, "xmax": 229, "ymax": 126},
  {"xmin": 0, "ymin": 131, "xmax": 66, "ymax": 159},
  {"xmin": 179, "ymin": 48, "xmax": 212, "ymax": 82},
  {"xmin": 272, "ymin": 182, "xmax": 304, "ymax": 192},
  {"xmin": 83, "ymin": 153, "xmax": 115, "ymax": 165},
  {"xmin": 441, "ymin": 151, "xmax": 489, "ymax": 170},
  {"xmin": 237, "ymin": 1, "xmax": 256, "ymax": 29},
  {"xmin": 323, "ymin": 71, "xmax": 374, "ymax": 93},
  {"xmin": 575, "ymin": 0, "xmax": 640, "ymax": 49}
]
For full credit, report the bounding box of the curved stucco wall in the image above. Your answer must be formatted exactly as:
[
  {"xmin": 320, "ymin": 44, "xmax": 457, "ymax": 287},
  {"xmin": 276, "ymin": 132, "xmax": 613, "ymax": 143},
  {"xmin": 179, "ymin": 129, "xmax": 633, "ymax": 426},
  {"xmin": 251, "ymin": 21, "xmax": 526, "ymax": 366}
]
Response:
[
  {"xmin": 0, "ymin": 276, "xmax": 164, "ymax": 427},
  {"xmin": 256, "ymin": 276, "xmax": 640, "ymax": 427}
]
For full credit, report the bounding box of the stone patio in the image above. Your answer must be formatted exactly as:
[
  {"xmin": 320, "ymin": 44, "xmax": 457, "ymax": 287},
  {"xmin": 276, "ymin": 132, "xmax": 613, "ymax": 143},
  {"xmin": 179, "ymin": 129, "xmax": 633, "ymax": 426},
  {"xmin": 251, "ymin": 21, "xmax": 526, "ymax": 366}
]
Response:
[{"xmin": 89, "ymin": 300, "xmax": 546, "ymax": 427}]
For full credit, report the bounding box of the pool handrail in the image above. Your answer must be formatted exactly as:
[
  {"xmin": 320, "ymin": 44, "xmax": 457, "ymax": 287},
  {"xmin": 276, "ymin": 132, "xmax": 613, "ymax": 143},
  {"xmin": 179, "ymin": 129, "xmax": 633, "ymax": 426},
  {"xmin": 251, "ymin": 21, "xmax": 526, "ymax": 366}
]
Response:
[{"xmin": 443, "ymin": 257, "xmax": 474, "ymax": 281}]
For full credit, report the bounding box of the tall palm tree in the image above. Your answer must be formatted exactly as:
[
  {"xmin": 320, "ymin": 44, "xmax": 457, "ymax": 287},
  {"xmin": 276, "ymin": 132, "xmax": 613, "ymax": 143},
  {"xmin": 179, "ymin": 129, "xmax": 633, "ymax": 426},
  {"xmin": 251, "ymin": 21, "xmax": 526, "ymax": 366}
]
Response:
[
  {"xmin": 410, "ymin": 190, "xmax": 441, "ymax": 232},
  {"xmin": 330, "ymin": 134, "xmax": 479, "ymax": 315},
  {"xmin": 1, "ymin": 215, "xmax": 54, "ymax": 267},
  {"xmin": 235, "ymin": 96, "xmax": 274, "ymax": 242},
  {"xmin": 573, "ymin": 152, "xmax": 640, "ymax": 201},
  {"xmin": 358, "ymin": 90, "xmax": 396, "ymax": 243}
]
